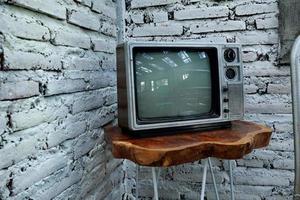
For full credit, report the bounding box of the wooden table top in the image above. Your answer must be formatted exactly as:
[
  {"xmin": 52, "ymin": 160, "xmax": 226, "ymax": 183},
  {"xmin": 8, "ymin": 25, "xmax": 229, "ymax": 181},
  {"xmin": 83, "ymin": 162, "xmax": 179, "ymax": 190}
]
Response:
[{"xmin": 104, "ymin": 121, "xmax": 272, "ymax": 167}]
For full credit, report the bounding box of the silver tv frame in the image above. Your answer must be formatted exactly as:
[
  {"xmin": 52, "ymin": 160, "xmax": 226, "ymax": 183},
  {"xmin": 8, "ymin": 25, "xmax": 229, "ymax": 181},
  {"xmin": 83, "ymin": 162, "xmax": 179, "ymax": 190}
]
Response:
[{"xmin": 117, "ymin": 41, "xmax": 244, "ymax": 131}]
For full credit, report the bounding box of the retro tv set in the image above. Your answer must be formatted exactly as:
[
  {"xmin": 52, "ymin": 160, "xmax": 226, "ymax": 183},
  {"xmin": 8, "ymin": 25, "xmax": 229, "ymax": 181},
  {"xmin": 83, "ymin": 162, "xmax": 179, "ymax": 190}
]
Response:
[{"xmin": 117, "ymin": 41, "xmax": 244, "ymax": 133}]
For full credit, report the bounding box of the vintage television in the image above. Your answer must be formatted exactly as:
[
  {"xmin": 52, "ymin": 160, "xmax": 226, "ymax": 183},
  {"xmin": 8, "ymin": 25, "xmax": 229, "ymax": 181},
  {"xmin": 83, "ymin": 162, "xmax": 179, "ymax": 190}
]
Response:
[{"xmin": 117, "ymin": 41, "xmax": 244, "ymax": 132}]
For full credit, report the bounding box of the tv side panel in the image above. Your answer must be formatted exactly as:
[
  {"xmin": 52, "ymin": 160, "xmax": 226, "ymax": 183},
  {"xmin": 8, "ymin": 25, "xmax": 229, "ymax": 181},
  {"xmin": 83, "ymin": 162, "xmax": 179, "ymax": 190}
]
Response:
[
  {"xmin": 222, "ymin": 45, "xmax": 244, "ymax": 120},
  {"xmin": 228, "ymin": 83, "xmax": 244, "ymax": 120},
  {"xmin": 117, "ymin": 45, "xmax": 129, "ymax": 129}
]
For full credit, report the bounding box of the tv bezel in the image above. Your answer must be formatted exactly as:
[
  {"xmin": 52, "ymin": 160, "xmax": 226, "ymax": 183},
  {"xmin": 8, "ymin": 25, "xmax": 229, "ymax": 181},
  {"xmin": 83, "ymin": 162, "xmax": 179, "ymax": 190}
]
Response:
[
  {"xmin": 121, "ymin": 41, "xmax": 243, "ymax": 131},
  {"xmin": 132, "ymin": 46, "xmax": 221, "ymax": 125}
]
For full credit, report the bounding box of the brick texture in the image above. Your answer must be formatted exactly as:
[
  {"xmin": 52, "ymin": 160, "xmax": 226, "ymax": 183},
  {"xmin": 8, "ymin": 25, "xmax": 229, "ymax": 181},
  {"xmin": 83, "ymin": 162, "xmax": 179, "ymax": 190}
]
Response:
[
  {"xmin": 124, "ymin": 0, "xmax": 294, "ymax": 199},
  {"xmin": 0, "ymin": 0, "xmax": 122, "ymax": 199},
  {"xmin": 174, "ymin": 6, "xmax": 229, "ymax": 20},
  {"xmin": 131, "ymin": 0, "xmax": 180, "ymax": 8},
  {"xmin": 132, "ymin": 24, "xmax": 183, "ymax": 37},
  {"xmin": 0, "ymin": 0, "xmax": 293, "ymax": 199}
]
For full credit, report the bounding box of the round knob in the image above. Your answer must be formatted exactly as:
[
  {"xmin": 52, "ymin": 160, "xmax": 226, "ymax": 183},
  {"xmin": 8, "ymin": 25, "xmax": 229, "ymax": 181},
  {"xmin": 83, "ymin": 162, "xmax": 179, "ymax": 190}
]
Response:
[
  {"xmin": 225, "ymin": 68, "xmax": 236, "ymax": 80},
  {"xmin": 223, "ymin": 86, "xmax": 229, "ymax": 92},
  {"xmin": 224, "ymin": 109, "xmax": 230, "ymax": 113},
  {"xmin": 223, "ymin": 98, "xmax": 229, "ymax": 103},
  {"xmin": 224, "ymin": 48, "xmax": 236, "ymax": 62}
]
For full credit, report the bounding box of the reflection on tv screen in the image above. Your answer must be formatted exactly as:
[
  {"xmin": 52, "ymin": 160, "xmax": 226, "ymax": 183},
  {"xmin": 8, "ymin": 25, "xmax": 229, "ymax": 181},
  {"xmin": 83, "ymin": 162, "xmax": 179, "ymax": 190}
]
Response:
[{"xmin": 134, "ymin": 49, "xmax": 212, "ymax": 119}]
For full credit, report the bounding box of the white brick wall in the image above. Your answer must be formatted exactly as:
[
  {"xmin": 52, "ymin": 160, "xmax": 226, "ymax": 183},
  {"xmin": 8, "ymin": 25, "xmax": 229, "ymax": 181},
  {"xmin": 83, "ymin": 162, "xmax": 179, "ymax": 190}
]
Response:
[
  {"xmin": 132, "ymin": 23, "xmax": 183, "ymax": 37},
  {"xmin": 7, "ymin": 0, "xmax": 67, "ymax": 20},
  {"xmin": 52, "ymin": 30, "xmax": 91, "ymax": 49},
  {"xmin": 92, "ymin": 38, "xmax": 116, "ymax": 53},
  {"xmin": 92, "ymin": 0, "xmax": 116, "ymax": 20},
  {"xmin": 0, "ymin": 0, "xmax": 122, "ymax": 199},
  {"xmin": 190, "ymin": 20, "xmax": 246, "ymax": 33},
  {"xmin": 124, "ymin": 0, "xmax": 294, "ymax": 199},
  {"xmin": 235, "ymin": 3, "xmax": 278, "ymax": 16},
  {"xmin": 0, "ymin": 12, "xmax": 50, "ymax": 41},
  {"xmin": 174, "ymin": 6, "xmax": 230, "ymax": 20},
  {"xmin": 131, "ymin": 0, "xmax": 180, "ymax": 9},
  {"xmin": 67, "ymin": 9, "xmax": 101, "ymax": 31},
  {"xmin": 0, "ymin": 0, "xmax": 293, "ymax": 199},
  {"xmin": 0, "ymin": 81, "xmax": 39, "ymax": 100}
]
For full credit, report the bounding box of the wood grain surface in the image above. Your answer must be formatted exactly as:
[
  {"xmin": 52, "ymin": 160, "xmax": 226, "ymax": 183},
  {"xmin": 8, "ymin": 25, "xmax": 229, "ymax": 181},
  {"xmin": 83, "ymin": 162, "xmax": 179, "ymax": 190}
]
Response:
[{"xmin": 104, "ymin": 121, "xmax": 272, "ymax": 167}]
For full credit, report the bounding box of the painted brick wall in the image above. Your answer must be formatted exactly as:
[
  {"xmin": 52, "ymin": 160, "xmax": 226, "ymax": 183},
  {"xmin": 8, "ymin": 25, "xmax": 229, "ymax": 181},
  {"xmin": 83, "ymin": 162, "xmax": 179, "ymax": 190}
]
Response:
[
  {"xmin": 0, "ymin": 0, "xmax": 123, "ymax": 199},
  {"xmin": 123, "ymin": 0, "xmax": 294, "ymax": 199}
]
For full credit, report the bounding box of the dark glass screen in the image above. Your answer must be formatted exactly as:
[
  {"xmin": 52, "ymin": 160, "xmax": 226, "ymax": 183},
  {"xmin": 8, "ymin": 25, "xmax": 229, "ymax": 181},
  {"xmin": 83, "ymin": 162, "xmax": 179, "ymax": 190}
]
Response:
[{"xmin": 133, "ymin": 47, "xmax": 219, "ymax": 122}]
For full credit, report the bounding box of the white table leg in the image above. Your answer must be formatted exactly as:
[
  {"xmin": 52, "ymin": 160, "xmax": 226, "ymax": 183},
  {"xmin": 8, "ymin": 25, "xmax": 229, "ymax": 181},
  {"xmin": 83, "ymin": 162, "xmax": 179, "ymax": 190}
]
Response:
[
  {"xmin": 152, "ymin": 168, "xmax": 159, "ymax": 200},
  {"xmin": 200, "ymin": 160, "xmax": 208, "ymax": 200},
  {"xmin": 208, "ymin": 158, "xmax": 220, "ymax": 200},
  {"xmin": 136, "ymin": 165, "xmax": 139, "ymax": 199},
  {"xmin": 146, "ymin": 160, "xmax": 224, "ymax": 200},
  {"xmin": 229, "ymin": 160, "xmax": 235, "ymax": 200}
]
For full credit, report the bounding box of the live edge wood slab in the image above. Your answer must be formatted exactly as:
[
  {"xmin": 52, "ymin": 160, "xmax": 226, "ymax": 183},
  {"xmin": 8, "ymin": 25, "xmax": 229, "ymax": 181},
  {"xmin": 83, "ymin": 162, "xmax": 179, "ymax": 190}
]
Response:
[{"xmin": 104, "ymin": 121, "xmax": 272, "ymax": 167}]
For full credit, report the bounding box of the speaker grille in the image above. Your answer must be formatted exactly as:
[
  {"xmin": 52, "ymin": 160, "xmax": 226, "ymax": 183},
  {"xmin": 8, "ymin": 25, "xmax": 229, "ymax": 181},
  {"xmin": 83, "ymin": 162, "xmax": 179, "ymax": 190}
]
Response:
[{"xmin": 228, "ymin": 83, "xmax": 244, "ymax": 120}]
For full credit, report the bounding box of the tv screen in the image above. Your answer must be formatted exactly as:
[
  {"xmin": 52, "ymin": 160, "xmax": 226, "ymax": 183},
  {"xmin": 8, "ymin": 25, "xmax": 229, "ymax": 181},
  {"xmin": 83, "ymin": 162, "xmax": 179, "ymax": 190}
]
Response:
[{"xmin": 133, "ymin": 47, "xmax": 220, "ymax": 123}]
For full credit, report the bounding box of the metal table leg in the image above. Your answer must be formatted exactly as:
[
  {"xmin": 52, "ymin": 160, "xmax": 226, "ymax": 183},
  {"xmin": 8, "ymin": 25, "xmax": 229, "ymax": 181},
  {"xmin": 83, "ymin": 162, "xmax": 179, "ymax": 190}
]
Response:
[
  {"xmin": 136, "ymin": 165, "xmax": 139, "ymax": 199},
  {"xmin": 208, "ymin": 158, "xmax": 220, "ymax": 200},
  {"xmin": 144, "ymin": 159, "xmax": 229, "ymax": 200},
  {"xmin": 157, "ymin": 168, "xmax": 161, "ymax": 181},
  {"xmin": 200, "ymin": 160, "xmax": 208, "ymax": 200},
  {"xmin": 152, "ymin": 168, "xmax": 159, "ymax": 200},
  {"xmin": 229, "ymin": 160, "xmax": 235, "ymax": 200}
]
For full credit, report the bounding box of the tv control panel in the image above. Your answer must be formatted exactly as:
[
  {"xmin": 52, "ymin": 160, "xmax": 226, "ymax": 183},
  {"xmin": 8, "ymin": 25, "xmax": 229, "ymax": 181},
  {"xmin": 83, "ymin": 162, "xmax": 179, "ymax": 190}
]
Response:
[{"xmin": 222, "ymin": 46, "xmax": 244, "ymax": 120}]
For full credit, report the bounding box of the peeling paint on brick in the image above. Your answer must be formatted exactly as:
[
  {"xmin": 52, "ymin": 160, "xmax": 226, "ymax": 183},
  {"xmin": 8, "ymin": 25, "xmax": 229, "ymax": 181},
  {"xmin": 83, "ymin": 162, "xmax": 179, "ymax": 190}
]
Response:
[
  {"xmin": 0, "ymin": 0, "xmax": 122, "ymax": 199},
  {"xmin": 124, "ymin": 0, "xmax": 294, "ymax": 199}
]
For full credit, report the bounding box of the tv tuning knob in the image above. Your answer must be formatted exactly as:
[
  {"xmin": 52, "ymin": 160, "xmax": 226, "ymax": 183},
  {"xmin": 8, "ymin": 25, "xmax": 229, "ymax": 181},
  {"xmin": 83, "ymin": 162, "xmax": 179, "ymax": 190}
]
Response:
[
  {"xmin": 223, "ymin": 98, "xmax": 229, "ymax": 103},
  {"xmin": 222, "ymin": 86, "xmax": 229, "ymax": 92},
  {"xmin": 224, "ymin": 109, "xmax": 230, "ymax": 113},
  {"xmin": 225, "ymin": 68, "xmax": 236, "ymax": 80},
  {"xmin": 224, "ymin": 48, "xmax": 236, "ymax": 62}
]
